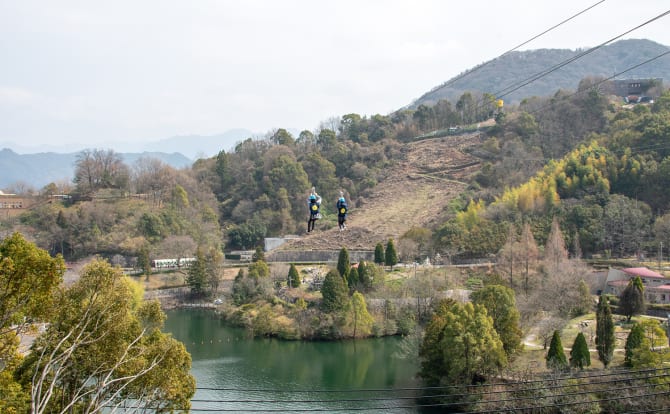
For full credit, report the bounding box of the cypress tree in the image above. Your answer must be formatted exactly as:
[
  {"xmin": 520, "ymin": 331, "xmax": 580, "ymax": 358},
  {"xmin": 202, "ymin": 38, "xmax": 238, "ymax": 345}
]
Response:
[
  {"xmin": 624, "ymin": 323, "xmax": 645, "ymax": 367},
  {"xmin": 347, "ymin": 266, "xmax": 359, "ymax": 290},
  {"xmin": 569, "ymin": 332, "xmax": 591, "ymax": 369},
  {"xmin": 385, "ymin": 238, "xmax": 399, "ymax": 269},
  {"xmin": 358, "ymin": 261, "xmax": 372, "ymax": 291},
  {"xmin": 546, "ymin": 330, "xmax": 568, "ymax": 370},
  {"xmin": 287, "ymin": 263, "xmax": 300, "ymax": 288},
  {"xmin": 595, "ymin": 294, "xmax": 615, "ymax": 368},
  {"xmin": 138, "ymin": 244, "xmax": 151, "ymax": 280},
  {"xmin": 321, "ymin": 269, "xmax": 348, "ymax": 313},
  {"xmin": 337, "ymin": 247, "xmax": 350, "ymax": 281},
  {"xmin": 374, "ymin": 243, "xmax": 385, "ymax": 264},
  {"xmin": 619, "ymin": 276, "xmax": 645, "ymax": 322},
  {"xmin": 187, "ymin": 248, "xmax": 208, "ymax": 297}
]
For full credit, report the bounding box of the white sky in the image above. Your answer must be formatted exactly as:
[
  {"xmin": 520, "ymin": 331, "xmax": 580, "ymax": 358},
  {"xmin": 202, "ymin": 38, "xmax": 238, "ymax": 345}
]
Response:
[{"xmin": 1, "ymin": 0, "xmax": 670, "ymax": 152}]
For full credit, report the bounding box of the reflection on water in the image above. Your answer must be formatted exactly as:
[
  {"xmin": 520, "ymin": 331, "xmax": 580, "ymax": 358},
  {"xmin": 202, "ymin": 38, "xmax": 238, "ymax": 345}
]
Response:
[{"xmin": 164, "ymin": 309, "xmax": 423, "ymax": 413}]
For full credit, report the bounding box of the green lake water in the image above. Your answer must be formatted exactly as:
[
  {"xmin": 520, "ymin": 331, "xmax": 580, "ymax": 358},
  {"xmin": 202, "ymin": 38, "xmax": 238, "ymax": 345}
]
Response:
[{"xmin": 164, "ymin": 309, "xmax": 426, "ymax": 413}]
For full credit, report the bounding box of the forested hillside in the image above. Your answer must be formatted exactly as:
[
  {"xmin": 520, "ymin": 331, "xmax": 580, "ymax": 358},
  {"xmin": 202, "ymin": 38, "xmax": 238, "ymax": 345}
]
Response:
[
  {"xmin": 3, "ymin": 77, "xmax": 670, "ymax": 266},
  {"xmin": 413, "ymin": 38, "xmax": 670, "ymax": 107}
]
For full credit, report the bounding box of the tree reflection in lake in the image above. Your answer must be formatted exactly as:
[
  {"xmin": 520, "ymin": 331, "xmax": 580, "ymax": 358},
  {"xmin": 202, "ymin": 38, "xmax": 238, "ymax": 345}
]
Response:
[{"xmin": 164, "ymin": 309, "xmax": 423, "ymax": 412}]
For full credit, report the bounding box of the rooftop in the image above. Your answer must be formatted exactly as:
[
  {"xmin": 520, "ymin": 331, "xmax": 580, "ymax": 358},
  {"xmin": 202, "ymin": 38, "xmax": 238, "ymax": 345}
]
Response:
[{"xmin": 623, "ymin": 267, "xmax": 665, "ymax": 279}]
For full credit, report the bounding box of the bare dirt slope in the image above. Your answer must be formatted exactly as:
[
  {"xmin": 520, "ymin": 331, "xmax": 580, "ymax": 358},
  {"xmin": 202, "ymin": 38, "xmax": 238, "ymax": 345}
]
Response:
[{"xmin": 272, "ymin": 132, "xmax": 484, "ymax": 253}]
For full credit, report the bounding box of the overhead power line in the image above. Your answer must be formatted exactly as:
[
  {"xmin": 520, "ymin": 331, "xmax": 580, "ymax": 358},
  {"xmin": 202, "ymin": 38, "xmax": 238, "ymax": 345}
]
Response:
[
  {"xmin": 194, "ymin": 366, "xmax": 670, "ymax": 392},
  {"xmin": 525, "ymin": 48, "xmax": 670, "ymax": 117},
  {"xmin": 493, "ymin": 8, "xmax": 670, "ymax": 102},
  {"xmin": 418, "ymin": 0, "xmax": 607, "ymax": 100}
]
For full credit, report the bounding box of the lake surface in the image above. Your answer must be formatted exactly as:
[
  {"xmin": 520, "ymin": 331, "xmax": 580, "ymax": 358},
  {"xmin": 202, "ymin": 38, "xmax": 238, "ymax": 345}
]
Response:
[{"xmin": 163, "ymin": 309, "xmax": 425, "ymax": 413}]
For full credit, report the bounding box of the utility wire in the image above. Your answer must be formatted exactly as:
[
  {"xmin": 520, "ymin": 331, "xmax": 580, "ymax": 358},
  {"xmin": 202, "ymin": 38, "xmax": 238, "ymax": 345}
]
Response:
[
  {"xmin": 492, "ymin": 8, "xmax": 670, "ymax": 102},
  {"xmin": 182, "ymin": 389, "xmax": 670, "ymax": 413},
  {"xmin": 194, "ymin": 366, "xmax": 670, "ymax": 392},
  {"xmin": 526, "ymin": 49, "xmax": 670, "ymax": 117},
  {"xmin": 190, "ymin": 375, "xmax": 670, "ymax": 405},
  {"xmin": 417, "ymin": 0, "xmax": 607, "ymax": 100}
]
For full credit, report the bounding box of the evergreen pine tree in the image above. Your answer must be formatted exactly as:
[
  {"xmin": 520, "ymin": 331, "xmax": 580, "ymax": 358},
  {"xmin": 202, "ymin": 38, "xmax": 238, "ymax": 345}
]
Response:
[
  {"xmin": 337, "ymin": 247, "xmax": 350, "ymax": 281},
  {"xmin": 347, "ymin": 266, "xmax": 359, "ymax": 291},
  {"xmin": 287, "ymin": 263, "xmax": 300, "ymax": 288},
  {"xmin": 321, "ymin": 269, "xmax": 348, "ymax": 313},
  {"xmin": 252, "ymin": 246, "xmax": 265, "ymax": 262},
  {"xmin": 595, "ymin": 294, "xmax": 615, "ymax": 368},
  {"xmin": 569, "ymin": 332, "xmax": 591, "ymax": 369},
  {"xmin": 374, "ymin": 243, "xmax": 385, "ymax": 264},
  {"xmin": 187, "ymin": 248, "xmax": 208, "ymax": 297},
  {"xmin": 138, "ymin": 244, "xmax": 151, "ymax": 280},
  {"xmin": 624, "ymin": 323, "xmax": 645, "ymax": 367},
  {"xmin": 546, "ymin": 330, "xmax": 568, "ymax": 370},
  {"xmin": 358, "ymin": 261, "xmax": 372, "ymax": 291},
  {"xmin": 385, "ymin": 238, "xmax": 399, "ymax": 269},
  {"xmin": 619, "ymin": 276, "xmax": 646, "ymax": 322}
]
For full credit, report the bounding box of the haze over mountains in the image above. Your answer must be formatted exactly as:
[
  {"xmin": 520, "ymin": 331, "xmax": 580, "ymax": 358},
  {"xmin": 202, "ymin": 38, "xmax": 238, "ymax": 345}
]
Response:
[{"xmin": 2, "ymin": 39, "xmax": 669, "ymax": 190}]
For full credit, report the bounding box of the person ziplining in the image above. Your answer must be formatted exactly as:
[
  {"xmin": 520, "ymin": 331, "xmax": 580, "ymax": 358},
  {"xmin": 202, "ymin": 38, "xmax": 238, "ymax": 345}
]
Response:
[
  {"xmin": 307, "ymin": 187, "xmax": 322, "ymax": 233},
  {"xmin": 336, "ymin": 191, "xmax": 348, "ymax": 231}
]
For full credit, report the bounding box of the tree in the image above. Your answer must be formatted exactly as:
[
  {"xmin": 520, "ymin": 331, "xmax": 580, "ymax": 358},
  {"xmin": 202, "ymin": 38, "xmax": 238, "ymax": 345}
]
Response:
[
  {"xmin": 624, "ymin": 323, "xmax": 644, "ymax": 367},
  {"xmin": 546, "ymin": 330, "xmax": 568, "ymax": 370},
  {"xmin": 171, "ymin": 184, "xmax": 190, "ymax": 210},
  {"xmin": 419, "ymin": 300, "xmax": 506, "ymax": 386},
  {"xmin": 595, "ymin": 294, "xmax": 615, "ymax": 368},
  {"xmin": 374, "ymin": 243, "xmax": 385, "ymax": 264},
  {"xmin": 497, "ymin": 224, "xmax": 519, "ymax": 288},
  {"xmin": 138, "ymin": 243, "xmax": 151, "ymax": 279},
  {"xmin": 570, "ymin": 332, "xmax": 591, "ymax": 369},
  {"xmin": 627, "ymin": 320, "xmax": 668, "ymax": 369},
  {"xmin": 347, "ymin": 266, "xmax": 359, "ymax": 291},
  {"xmin": 74, "ymin": 148, "xmax": 129, "ymax": 194},
  {"xmin": 321, "ymin": 269, "xmax": 349, "ymax": 313},
  {"xmin": 536, "ymin": 316, "xmax": 567, "ymax": 350},
  {"xmin": 385, "ymin": 238, "xmax": 399, "ymax": 269},
  {"xmin": 16, "ymin": 259, "xmax": 195, "ymax": 413},
  {"xmin": 638, "ymin": 318, "xmax": 668, "ymax": 351},
  {"xmin": 520, "ymin": 222, "xmax": 539, "ymax": 295},
  {"xmin": 187, "ymin": 248, "xmax": 208, "ymax": 297},
  {"xmin": 0, "ymin": 232, "xmax": 65, "ymax": 337},
  {"xmin": 575, "ymin": 279, "xmax": 594, "ymax": 316},
  {"xmin": 287, "ymin": 264, "xmax": 301, "ymax": 288},
  {"xmin": 347, "ymin": 292, "xmax": 374, "ymax": 339},
  {"xmin": 205, "ymin": 247, "xmax": 224, "ymax": 295},
  {"xmin": 0, "ymin": 233, "xmax": 65, "ymax": 414},
  {"xmin": 544, "ymin": 217, "xmax": 568, "ymax": 273},
  {"xmin": 252, "ymin": 246, "xmax": 265, "ymax": 262},
  {"xmin": 337, "ymin": 247, "xmax": 351, "ymax": 281},
  {"xmin": 602, "ymin": 194, "xmax": 651, "ymax": 257},
  {"xmin": 470, "ymin": 285, "xmax": 523, "ymax": 356},
  {"xmin": 357, "ymin": 261, "xmax": 372, "ymax": 291},
  {"xmin": 619, "ymin": 276, "xmax": 645, "ymax": 322}
]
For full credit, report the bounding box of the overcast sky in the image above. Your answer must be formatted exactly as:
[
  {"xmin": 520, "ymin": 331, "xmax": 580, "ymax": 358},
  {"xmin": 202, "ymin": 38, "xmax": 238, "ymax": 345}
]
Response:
[{"xmin": 1, "ymin": 0, "xmax": 670, "ymax": 153}]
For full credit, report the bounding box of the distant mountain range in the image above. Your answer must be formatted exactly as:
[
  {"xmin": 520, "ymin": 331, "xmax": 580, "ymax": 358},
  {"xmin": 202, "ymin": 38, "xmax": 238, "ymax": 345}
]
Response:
[
  {"xmin": 0, "ymin": 149, "xmax": 194, "ymax": 190},
  {"xmin": 0, "ymin": 129, "xmax": 256, "ymax": 189},
  {"xmin": 412, "ymin": 39, "xmax": 670, "ymax": 107},
  {"xmin": 4, "ymin": 39, "xmax": 669, "ymax": 190}
]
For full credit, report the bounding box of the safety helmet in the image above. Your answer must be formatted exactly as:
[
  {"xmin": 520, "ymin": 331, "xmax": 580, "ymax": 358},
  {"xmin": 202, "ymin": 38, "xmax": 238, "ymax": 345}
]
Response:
[
  {"xmin": 309, "ymin": 195, "xmax": 316, "ymax": 200},
  {"xmin": 339, "ymin": 197, "xmax": 345, "ymax": 202}
]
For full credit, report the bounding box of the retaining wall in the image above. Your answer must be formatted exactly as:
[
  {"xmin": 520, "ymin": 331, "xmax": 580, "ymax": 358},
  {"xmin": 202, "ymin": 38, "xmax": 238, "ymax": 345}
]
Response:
[{"xmin": 267, "ymin": 249, "xmax": 374, "ymax": 263}]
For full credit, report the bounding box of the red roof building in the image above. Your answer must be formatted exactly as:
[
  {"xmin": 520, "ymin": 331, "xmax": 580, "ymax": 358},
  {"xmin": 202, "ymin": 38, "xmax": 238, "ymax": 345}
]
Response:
[{"xmin": 606, "ymin": 267, "xmax": 670, "ymax": 304}]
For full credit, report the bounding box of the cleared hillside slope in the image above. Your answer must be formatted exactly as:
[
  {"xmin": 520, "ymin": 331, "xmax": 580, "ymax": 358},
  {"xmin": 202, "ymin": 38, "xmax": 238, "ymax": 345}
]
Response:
[{"xmin": 269, "ymin": 132, "xmax": 484, "ymax": 255}]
